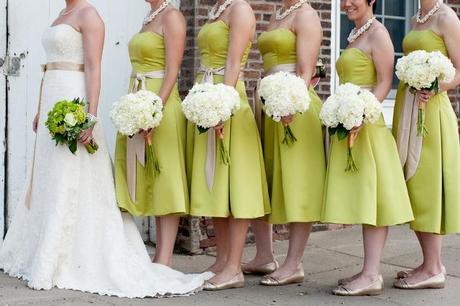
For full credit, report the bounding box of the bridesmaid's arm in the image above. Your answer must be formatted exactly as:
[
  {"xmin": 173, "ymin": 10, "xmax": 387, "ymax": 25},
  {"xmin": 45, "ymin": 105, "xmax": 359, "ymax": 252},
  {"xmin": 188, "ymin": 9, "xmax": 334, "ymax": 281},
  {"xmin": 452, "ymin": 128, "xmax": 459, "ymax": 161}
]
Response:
[
  {"xmin": 80, "ymin": 7, "xmax": 105, "ymax": 117},
  {"xmin": 370, "ymin": 27, "xmax": 394, "ymax": 102},
  {"xmin": 160, "ymin": 9, "xmax": 186, "ymax": 104},
  {"xmin": 294, "ymin": 9, "xmax": 322, "ymax": 86},
  {"xmin": 438, "ymin": 11, "xmax": 460, "ymax": 92},
  {"xmin": 224, "ymin": 1, "xmax": 255, "ymax": 87}
]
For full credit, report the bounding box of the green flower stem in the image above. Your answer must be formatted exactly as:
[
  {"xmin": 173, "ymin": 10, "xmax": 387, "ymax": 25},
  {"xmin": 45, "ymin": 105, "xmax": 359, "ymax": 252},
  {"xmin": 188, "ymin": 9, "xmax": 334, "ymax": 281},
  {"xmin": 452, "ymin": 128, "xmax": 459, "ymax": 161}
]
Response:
[
  {"xmin": 216, "ymin": 129, "xmax": 230, "ymax": 165},
  {"xmin": 417, "ymin": 103, "xmax": 429, "ymax": 137},
  {"xmin": 145, "ymin": 138, "xmax": 160, "ymax": 175},
  {"xmin": 84, "ymin": 140, "xmax": 99, "ymax": 154},
  {"xmin": 345, "ymin": 133, "xmax": 359, "ymax": 172},
  {"xmin": 282, "ymin": 125, "xmax": 297, "ymax": 146}
]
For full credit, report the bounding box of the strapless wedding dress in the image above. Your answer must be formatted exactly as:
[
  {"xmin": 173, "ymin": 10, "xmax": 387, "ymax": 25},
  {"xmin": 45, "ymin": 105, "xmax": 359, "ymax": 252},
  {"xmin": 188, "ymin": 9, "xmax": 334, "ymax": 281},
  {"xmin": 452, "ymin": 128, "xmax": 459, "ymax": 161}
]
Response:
[{"xmin": 0, "ymin": 24, "xmax": 211, "ymax": 298}]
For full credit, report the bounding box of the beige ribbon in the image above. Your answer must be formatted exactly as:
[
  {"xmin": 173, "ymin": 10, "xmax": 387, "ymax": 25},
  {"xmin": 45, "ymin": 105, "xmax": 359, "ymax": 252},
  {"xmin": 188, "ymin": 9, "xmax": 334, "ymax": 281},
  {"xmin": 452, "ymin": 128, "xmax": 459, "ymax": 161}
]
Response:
[
  {"xmin": 396, "ymin": 87, "xmax": 422, "ymax": 181},
  {"xmin": 126, "ymin": 70, "xmax": 165, "ymax": 202},
  {"xmin": 197, "ymin": 65, "xmax": 244, "ymax": 191},
  {"xmin": 25, "ymin": 62, "xmax": 85, "ymax": 209}
]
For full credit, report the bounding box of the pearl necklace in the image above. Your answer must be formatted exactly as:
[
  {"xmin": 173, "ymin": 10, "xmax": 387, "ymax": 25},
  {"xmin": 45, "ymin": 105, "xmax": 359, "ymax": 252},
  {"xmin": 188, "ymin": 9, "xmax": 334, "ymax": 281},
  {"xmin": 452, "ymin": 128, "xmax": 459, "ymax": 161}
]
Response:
[
  {"xmin": 416, "ymin": 1, "xmax": 441, "ymax": 24},
  {"xmin": 276, "ymin": 0, "xmax": 308, "ymax": 21},
  {"xmin": 209, "ymin": 0, "xmax": 233, "ymax": 21},
  {"xmin": 347, "ymin": 16, "xmax": 376, "ymax": 43},
  {"xmin": 143, "ymin": 0, "xmax": 170, "ymax": 25}
]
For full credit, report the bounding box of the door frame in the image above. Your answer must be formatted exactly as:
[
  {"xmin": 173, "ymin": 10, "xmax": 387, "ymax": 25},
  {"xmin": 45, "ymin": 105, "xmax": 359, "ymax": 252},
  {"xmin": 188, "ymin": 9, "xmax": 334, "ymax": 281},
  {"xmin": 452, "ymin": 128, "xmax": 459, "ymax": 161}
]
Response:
[{"xmin": 0, "ymin": 0, "xmax": 6, "ymax": 238}]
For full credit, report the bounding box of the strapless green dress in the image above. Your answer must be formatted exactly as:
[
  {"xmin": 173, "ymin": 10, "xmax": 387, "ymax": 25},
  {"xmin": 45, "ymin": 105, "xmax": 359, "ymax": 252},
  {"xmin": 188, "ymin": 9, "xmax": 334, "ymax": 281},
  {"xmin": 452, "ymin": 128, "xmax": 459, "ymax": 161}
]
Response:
[
  {"xmin": 114, "ymin": 32, "xmax": 189, "ymax": 216},
  {"xmin": 321, "ymin": 48, "xmax": 414, "ymax": 226},
  {"xmin": 186, "ymin": 20, "xmax": 270, "ymax": 218},
  {"xmin": 393, "ymin": 30, "xmax": 460, "ymax": 234},
  {"xmin": 258, "ymin": 28, "xmax": 325, "ymax": 224}
]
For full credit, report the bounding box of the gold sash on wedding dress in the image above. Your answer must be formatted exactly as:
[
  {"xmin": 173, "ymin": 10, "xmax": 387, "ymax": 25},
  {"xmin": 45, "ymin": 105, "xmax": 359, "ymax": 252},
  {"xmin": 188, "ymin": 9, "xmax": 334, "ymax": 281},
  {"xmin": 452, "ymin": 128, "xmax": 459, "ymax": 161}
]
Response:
[{"xmin": 25, "ymin": 62, "xmax": 85, "ymax": 209}]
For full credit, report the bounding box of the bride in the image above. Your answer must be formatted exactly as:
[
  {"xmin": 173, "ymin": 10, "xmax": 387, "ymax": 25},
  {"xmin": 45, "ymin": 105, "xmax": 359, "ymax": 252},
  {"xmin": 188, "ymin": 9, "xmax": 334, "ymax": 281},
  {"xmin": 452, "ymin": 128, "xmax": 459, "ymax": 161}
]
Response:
[{"xmin": 0, "ymin": 0, "xmax": 211, "ymax": 298}]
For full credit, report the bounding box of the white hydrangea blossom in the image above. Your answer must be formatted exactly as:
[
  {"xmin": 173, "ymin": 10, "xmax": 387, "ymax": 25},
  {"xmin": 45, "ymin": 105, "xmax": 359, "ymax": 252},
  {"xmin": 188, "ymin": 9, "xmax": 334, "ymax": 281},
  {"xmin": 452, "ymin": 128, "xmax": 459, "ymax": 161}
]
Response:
[
  {"xmin": 258, "ymin": 71, "xmax": 311, "ymax": 122},
  {"xmin": 396, "ymin": 50, "xmax": 455, "ymax": 91},
  {"xmin": 182, "ymin": 83, "xmax": 240, "ymax": 129},
  {"xmin": 319, "ymin": 83, "xmax": 382, "ymax": 130},
  {"xmin": 110, "ymin": 90, "xmax": 164, "ymax": 136}
]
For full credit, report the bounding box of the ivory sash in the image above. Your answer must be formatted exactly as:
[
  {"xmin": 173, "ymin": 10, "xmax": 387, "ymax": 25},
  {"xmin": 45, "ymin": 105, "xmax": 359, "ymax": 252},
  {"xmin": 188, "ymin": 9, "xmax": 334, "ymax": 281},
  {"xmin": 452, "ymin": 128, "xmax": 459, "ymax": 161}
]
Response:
[
  {"xmin": 25, "ymin": 62, "xmax": 85, "ymax": 209},
  {"xmin": 197, "ymin": 65, "xmax": 243, "ymax": 192},
  {"xmin": 126, "ymin": 70, "xmax": 165, "ymax": 202},
  {"xmin": 396, "ymin": 87, "xmax": 422, "ymax": 181}
]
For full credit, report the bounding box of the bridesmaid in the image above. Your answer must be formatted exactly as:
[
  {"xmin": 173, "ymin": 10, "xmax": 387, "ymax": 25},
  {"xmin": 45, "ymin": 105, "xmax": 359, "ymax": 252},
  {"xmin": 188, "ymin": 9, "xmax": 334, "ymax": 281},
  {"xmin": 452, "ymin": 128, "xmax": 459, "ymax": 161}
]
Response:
[
  {"xmin": 242, "ymin": 0, "xmax": 326, "ymax": 286},
  {"xmin": 392, "ymin": 0, "xmax": 460, "ymax": 289},
  {"xmin": 187, "ymin": 0, "xmax": 270, "ymax": 290},
  {"xmin": 321, "ymin": 0, "xmax": 414, "ymax": 296},
  {"xmin": 114, "ymin": 0, "xmax": 187, "ymax": 266}
]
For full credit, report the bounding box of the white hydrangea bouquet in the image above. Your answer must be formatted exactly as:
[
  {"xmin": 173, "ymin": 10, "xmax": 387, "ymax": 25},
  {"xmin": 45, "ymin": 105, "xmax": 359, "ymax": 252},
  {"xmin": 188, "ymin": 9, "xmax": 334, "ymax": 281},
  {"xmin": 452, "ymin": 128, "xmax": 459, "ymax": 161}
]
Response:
[
  {"xmin": 396, "ymin": 50, "xmax": 455, "ymax": 136},
  {"xmin": 182, "ymin": 82, "xmax": 240, "ymax": 165},
  {"xmin": 320, "ymin": 83, "xmax": 382, "ymax": 172},
  {"xmin": 110, "ymin": 90, "xmax": 163, "ymax": 174},
  {"xmin": 258, "ymin": 71, "xmax": 311, "ymax": 146}
]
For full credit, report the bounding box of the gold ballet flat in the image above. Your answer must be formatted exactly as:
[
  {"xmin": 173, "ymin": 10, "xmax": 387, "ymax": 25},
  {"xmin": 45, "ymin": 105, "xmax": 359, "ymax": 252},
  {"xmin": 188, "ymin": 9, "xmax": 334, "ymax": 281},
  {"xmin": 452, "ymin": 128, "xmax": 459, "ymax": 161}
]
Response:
[
  {"xmin": 338, "ymin": 274, "xmax": 359, "ymax": 286},
  {"xmin": 203, "ymin": 272, "xmax": 245, "ymax": 291},
  {"xmin": 396, "ymin": 266, "xmax": 446, "ymax": 279},
  {"xmin": 242, "ymin": 260, "xmax": 279, "ymax": 275},
  {"xmin": 332, "ymin": 275, "xmax": 384, "ymax": 296},
  {"xmin": 393, "ymin": 272, "xmax": 445, "ymax": 289},
  {"xmin": 260, "ymin": 267, "xmax": 304, "ymax": 286}
]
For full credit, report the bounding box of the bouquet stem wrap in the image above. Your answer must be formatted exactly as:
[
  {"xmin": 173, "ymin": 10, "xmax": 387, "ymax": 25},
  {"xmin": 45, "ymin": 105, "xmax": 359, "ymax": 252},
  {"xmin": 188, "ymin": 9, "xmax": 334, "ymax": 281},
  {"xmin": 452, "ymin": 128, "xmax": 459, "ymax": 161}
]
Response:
[
  {"xmin": 198, "ymin": 65, "xmax": 242, "ymax": 191},
  {"xmin": 125, "ymin": 70, "xmax": 164, "ymax": 202}
]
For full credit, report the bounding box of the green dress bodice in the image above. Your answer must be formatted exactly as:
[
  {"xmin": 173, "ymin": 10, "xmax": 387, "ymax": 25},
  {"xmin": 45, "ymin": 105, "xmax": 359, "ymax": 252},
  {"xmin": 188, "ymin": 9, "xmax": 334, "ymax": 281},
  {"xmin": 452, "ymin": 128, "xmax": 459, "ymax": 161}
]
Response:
[
  {"xmin": 257, "ymin": 28, "xmax": 297, "ymax": 72},
  {"xmin": 129, "ymin": 32, "xmax": 166, "ymax": 72},
  {"xmin": 336, "ymin": 48, "xmax": 377, "ymax": 86},
  {"xmin": 197, "ymin": 20, "xmax": 251, "ymax": 68}
]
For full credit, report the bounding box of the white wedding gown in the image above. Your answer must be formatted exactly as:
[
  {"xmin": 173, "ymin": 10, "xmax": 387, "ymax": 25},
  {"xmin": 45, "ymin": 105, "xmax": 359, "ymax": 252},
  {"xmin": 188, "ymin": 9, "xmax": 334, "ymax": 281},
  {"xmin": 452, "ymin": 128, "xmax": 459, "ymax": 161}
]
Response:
[{"xmin": 0, "ymin": 24, "xmax": 211, "ymax": 298}]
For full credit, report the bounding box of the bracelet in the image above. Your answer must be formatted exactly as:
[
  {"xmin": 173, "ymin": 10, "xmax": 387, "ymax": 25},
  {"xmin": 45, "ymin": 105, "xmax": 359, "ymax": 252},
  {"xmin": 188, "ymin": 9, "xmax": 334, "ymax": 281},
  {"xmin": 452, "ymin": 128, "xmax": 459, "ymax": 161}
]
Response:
[{"xmin": 87, "ymin": 113, "xmax": 98, "ymax": 123}]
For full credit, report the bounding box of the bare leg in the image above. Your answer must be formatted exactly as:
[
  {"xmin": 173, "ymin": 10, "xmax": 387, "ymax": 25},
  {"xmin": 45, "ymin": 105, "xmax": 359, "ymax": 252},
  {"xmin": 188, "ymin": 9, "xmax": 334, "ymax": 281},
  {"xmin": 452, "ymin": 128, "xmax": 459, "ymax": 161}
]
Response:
[
  {"xmin": 243, "ymin": 220, "xmax": 275, "ymax": 269},
  {"xmin": 268, "ymin": 222, "xmax": 312, "ymax": 279},
  {"xmin": 153, "ymin": 217, "xmax": 162, "ymax": 263},
  {"xmin": 208, "ymin": 218, "xmax": 250, "ymax": 284},
  {"xmin": 153, "ymin": 216, "xmax": 180, "ymax": 266},
  {"xmin": 344, "ymin": 225, "xmax": 388, "ymax": 290},
  {"xmin": 402, "ymin": 232, "xmax": 443, "ymax": 283},
  {"xmin": 205, "ymin": 217, "xmax": 230, "ymax": 273}
]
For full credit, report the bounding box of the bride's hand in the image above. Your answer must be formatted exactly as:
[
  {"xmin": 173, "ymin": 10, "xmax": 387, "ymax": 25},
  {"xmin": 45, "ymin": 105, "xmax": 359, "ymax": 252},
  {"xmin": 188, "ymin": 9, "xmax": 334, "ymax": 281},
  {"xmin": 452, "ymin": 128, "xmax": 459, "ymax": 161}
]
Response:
[
  {"xmin": 32, "ymin": 114, "xmax": 39, "ymax": 133},
  {"xmin": 281, "ymin": 115, "xmax": 294, "ymax": 126},
  {"xmin": 79, "ymin": 127, "xmax": 94, "ymax": 145}
]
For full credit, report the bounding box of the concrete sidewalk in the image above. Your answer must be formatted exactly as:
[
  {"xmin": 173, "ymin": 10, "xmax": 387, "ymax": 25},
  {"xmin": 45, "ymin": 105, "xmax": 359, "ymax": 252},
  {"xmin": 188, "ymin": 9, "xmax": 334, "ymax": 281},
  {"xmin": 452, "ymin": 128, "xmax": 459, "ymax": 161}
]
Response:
[{"xmin": 0, "ymin": 226, "xmax": 459, "ymax": 306}]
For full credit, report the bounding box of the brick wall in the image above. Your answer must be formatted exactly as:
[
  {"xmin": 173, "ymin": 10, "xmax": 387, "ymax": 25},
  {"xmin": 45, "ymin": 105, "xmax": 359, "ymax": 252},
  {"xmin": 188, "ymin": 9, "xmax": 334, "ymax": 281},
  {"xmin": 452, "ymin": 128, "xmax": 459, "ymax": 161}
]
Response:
[{"xmin": 176, "ymin": 0, "xmax": 460, "ymax": 254}]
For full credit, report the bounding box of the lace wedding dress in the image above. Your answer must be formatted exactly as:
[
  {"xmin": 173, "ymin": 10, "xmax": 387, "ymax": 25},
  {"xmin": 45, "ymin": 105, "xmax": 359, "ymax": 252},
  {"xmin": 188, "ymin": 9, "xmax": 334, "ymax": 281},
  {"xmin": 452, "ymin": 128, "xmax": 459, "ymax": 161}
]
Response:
[{"xmin": 0, "ymin": 24, "xmax": 211, "ymax": 298}]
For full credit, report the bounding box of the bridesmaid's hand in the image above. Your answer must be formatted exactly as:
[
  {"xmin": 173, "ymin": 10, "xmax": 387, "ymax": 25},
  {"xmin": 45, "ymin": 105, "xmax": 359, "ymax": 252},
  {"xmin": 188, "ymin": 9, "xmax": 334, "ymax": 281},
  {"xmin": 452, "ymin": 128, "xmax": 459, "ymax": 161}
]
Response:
[
  {"xmin": 32, "ymin": 114, "xmax": 39, "ymax": 133},
  {"xmin": 417, "ymin": 90, "xmax": 435, "ymax": 103},
  {"xmin": 281, "ymin": 115, "xmax": 294, "ymax": 126},
  {"xmin": 213, "ymin": 122, "xmax": 224, "ymax": 131},
  {"xmin": 351, "ymin": 124, "xmax": 363, "ymax": 134},
  {"xmin": 79, "ymin": 127, "xmax": 94, "ymax": 145},
  {"xmin": 140, "ymin": 129, "xmax": 153, "ymax": 142}
]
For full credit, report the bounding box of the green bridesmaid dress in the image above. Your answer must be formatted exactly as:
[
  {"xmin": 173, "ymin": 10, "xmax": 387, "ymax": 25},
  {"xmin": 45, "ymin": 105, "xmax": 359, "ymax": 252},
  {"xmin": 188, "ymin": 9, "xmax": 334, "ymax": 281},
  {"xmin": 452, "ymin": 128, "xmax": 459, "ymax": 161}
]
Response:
[
  {"xmin": 114, "ymin": 32, "xmax": 189, "ymax": 216},
  {"xmin": 257, "ymin": 28, "xmax": 326, "ymax": 224},
  {"xmin": 187, "ymin": 20, "xmax": 270, "ymax": 218},
  {"xmin": 321, "ymin": 48, "xmax": 414, "ymax": 226},
  {"xmin": 393, "ymin": 30, "xmax": 460, "ymax": 234}
]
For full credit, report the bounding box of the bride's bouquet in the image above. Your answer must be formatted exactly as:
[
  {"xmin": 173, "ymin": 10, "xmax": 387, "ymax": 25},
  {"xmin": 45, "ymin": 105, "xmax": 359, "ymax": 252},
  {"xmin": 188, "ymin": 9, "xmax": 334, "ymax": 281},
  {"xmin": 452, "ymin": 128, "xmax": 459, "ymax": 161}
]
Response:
[
  {"xmin": 258, "ymin": 71, "xmax": 310, "ymax": 146},
  {"xmin": 396, "ymin": 50, "xmax": 455, "ymax": 136},
  {"xmin": 320, "ymin": 83, "xmax": 382, "ymax": 172},
  {"xmin": 45, "ymin": 98, "xmax": 99, "ymax": 154},
  {"xmin": 110, "ymin": 90, "xmax": 163, "ymax": 174},
  {"xmin": 182, "ymin": 83, "xmax": 240, "ymax": 165}
]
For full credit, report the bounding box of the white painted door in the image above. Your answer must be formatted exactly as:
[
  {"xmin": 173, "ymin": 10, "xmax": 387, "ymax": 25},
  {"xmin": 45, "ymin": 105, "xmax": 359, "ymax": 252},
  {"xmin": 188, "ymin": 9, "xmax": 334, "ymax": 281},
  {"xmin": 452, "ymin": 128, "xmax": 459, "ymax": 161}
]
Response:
[
  {"xmin": 0, "ymin": 0, "xmax": 6, "ymax": 238},
  {"xmin": 3, "ymin": 1, "xmax": 155, "ymax": 239}
]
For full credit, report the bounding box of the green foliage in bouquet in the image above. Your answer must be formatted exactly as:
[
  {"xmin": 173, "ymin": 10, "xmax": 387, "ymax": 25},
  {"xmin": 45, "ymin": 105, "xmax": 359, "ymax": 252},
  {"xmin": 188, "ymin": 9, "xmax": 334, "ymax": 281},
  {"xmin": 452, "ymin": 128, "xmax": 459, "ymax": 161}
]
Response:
[{"xmin": 45, "ymin": 98, "xmax": 99, "ymax": 154}]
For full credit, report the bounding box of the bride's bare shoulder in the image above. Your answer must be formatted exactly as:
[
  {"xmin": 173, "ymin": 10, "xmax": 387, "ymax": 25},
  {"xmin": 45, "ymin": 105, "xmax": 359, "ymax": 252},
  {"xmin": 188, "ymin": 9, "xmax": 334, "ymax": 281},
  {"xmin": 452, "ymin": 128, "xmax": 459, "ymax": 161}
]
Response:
[{"xmin": 77, "ymin": 5, "xmax": 104, "ymax": 30}]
